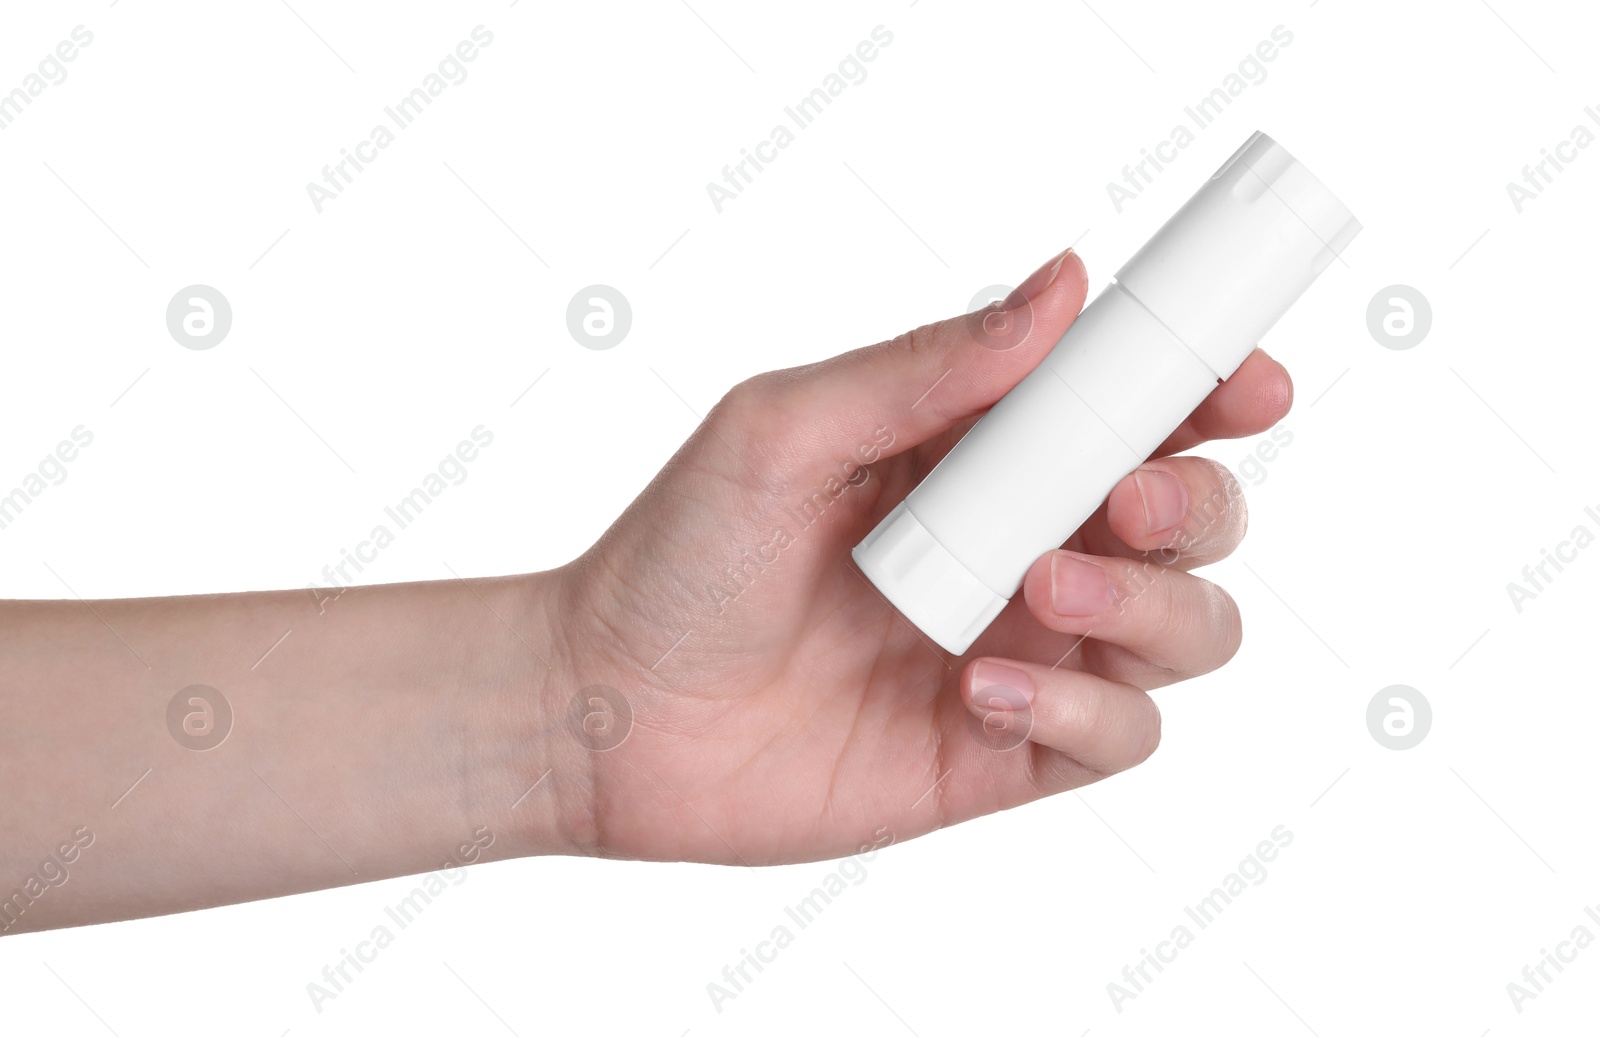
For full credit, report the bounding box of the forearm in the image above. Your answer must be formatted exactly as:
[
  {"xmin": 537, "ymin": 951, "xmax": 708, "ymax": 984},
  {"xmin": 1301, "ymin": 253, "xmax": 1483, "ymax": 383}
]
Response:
[{"xmin": 0, "ymin": 571, "xmax": 577, "ymax": 933}]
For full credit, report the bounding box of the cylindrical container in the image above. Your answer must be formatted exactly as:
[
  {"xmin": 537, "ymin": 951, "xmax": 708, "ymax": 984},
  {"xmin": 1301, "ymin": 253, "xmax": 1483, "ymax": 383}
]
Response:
[{"xmin": 852, "ymin": 131, "xmax": 1360, "ymax": 654}]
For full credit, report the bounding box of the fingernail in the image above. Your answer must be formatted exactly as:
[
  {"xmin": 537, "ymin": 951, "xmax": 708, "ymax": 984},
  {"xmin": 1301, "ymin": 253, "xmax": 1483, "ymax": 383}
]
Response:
[
  {"xmin": 1001, "ymin": 247, "xmax": 1072, "ymax": 312},
  {"xmin": 971, "ymin": 659, "xmax": 1034, "ymax": 709},
  {"xmin": 1050, "ymin": 553, "xmax": 1114, "ymax": 616},
  {"xmin": 1134, "ymin": 466, "xmax": 1188, "ymax": 535}
]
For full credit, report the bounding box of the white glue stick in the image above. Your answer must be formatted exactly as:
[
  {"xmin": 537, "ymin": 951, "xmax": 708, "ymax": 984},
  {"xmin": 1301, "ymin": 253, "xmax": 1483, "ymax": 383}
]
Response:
[{"xmin": 852, "ymin": 130, "xmax": 1360, "ymax": 654}]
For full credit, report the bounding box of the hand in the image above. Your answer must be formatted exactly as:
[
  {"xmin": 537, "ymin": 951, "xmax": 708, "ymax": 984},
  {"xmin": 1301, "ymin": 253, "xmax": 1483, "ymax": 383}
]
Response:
[
  {"xmin": 538, "ymin": 247, "xmax": 1292, "ymax": 865},
  {"xmin": 0, "ymin": 247, "xmax": 1290, "ymax": 932}
]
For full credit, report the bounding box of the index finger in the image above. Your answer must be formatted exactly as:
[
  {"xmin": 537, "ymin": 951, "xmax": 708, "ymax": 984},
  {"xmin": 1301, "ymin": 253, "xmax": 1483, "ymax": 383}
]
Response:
[{"xmin": 1149, "ymin": 348, "xmax": 1293, "ymax": 458}]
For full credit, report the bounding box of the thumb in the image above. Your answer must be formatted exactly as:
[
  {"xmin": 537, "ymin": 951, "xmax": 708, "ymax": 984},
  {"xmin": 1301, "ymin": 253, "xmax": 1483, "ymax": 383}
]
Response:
[{"xmin": 723, "ymin": 247, "xmax": 1089, "ymax": 479}]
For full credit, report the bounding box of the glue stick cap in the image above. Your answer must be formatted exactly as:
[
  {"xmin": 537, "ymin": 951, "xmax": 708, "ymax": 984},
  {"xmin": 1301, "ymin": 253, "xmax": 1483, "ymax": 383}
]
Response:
[
  {"xmin": 1113, "ymin": 130, "xmax": 1362, "ymax": 380},
  {"xmin": 851, "ymin": 500, "xmax": 1008, "ymax": 654}
]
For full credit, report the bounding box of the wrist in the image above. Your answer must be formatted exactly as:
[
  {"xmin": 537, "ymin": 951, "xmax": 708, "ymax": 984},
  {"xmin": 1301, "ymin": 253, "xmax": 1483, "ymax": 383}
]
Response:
[{"xmin": 481, "ymin": 566, "xmax": 598, "ymax": 861}]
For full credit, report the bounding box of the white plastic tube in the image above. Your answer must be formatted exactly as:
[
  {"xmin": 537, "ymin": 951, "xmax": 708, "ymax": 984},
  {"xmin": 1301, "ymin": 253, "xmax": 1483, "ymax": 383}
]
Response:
[{"xmin": 852, "ymin": 131, "xmax": 1360, "ymax": 654}]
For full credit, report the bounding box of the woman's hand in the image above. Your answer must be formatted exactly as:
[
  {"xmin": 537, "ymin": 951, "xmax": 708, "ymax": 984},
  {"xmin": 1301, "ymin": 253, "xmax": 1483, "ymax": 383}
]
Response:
[
  {"xmin": 0, "ymin": 248, "xmax": 1289, "ymax": 933},
  {"xmin": 538, "ymin": 248, "xmax": 1290, "ymax": 865}
]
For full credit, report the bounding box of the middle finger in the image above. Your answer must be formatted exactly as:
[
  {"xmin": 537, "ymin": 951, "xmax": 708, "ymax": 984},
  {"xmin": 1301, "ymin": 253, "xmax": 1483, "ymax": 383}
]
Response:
[
  {"xmin": 1068, "ymin": 455, "xmax": 1248, "ymax": 571},
  {"xmin": 1017, "ymin": 548, "xmax": 1244, "ymax": 686}
]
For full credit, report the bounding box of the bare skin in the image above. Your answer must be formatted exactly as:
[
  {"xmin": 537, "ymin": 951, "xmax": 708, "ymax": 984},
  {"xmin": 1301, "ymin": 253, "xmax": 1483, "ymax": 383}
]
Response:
[{"xmin": 0, "ymin": 248, "xmax": 1288, "ymax": 932}]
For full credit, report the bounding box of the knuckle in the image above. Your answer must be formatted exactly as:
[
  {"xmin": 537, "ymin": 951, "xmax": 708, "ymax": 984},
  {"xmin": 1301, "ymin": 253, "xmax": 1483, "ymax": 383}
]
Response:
[
  {"xmin": 1066, "ymin": 689, "xmax": 1117, "ymax": 772},
  {"xmin": 891, "ymin": 322, "xmax": 939, "ymax": 360},
  {"xmin": 706, "ymin": 368, "xmax": 828, "ymax": 495},
  {"xmin": 1110, "ymin": 563, "xmax": 1241, "ymax": 673},
  {"xmin": 716, "ymin": 370, "xmax": 781, "ymax": 419},
  {"xmin": 1160, "ymin": 577, "xmax": 1241, "ymax": 671},
  {"xmin": 710, "ymin": 370, "xmax": 800, "ymax": 444},
  {"xmin": 1126, "ymin": 693, "xmax": 1163, "ymax": 767},
  {"xmin": 1198, "ymin": 579, "xmax": 1244, "ymax": 668},
  {"xmin": 1146, "ymin": 578, "xmax": 1203, "ymax": 649},
  {"xmin": 1109, "ymin": 556, "xmax": 1168, "ymax": 621},
  {"xmin": 1075, "ymin": 684, "xmax": 1162, "ymax": 777}
]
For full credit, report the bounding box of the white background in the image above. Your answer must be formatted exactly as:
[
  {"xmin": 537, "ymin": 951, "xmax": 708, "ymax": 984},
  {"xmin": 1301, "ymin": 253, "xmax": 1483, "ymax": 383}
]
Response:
[{"xmin": 1, "ymin": 0, "xmax": 1595, "ymax": 1033}]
